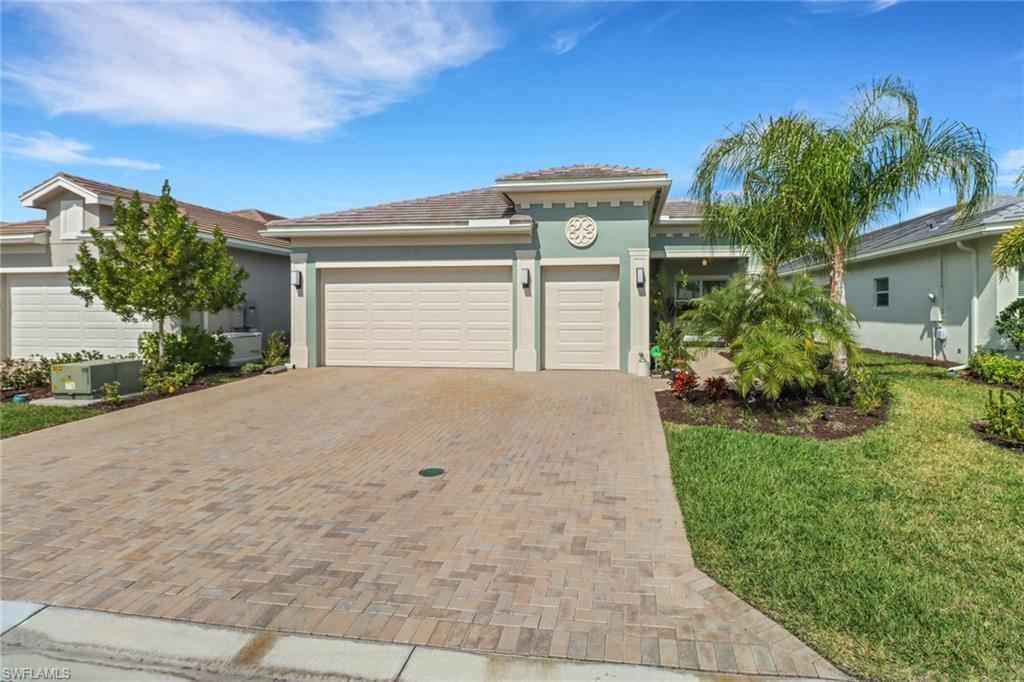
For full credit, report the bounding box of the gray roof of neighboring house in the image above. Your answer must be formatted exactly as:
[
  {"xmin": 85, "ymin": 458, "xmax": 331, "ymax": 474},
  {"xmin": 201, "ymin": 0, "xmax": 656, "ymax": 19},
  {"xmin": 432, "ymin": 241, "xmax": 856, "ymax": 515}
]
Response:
[
  {"xmin": 230, "ymin": 208, "xmax": 287, "ymax": 223},
  {"xmin": 269, "ymin": 188, "xmax": 532, "ymax": 228},
  {"xmin": 22, "ymin": 173, "xmax": 288, "ymax": 248},
  {"xmin": 661, "ymin": 199, "xmax": 703, "ymax": 220},
  {"xmin": 782, "ymin": 194, "xmax": 1024, "ymax": 271},
  {"xmin": 495, "ymin": 163, "xmax": 668, "ymax": 182},
  {"xmin": 0, "ymin": 220, "xmax": 48, "ymax": 234}
]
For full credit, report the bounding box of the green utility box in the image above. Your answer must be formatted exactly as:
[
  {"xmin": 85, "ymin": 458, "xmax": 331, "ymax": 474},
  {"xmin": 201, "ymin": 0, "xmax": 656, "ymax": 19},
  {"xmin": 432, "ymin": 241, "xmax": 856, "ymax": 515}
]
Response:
[{"xmin": 50, "ymin": 358, "xmax": 144, "ymax": 400}]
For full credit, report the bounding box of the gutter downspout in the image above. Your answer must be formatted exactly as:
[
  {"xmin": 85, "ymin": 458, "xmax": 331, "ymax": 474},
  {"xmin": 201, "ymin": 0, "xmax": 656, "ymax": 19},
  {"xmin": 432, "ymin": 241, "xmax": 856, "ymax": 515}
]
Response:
[{"xmin": 956, "ymin": 241, "xmax": 978, "ymax": 357}]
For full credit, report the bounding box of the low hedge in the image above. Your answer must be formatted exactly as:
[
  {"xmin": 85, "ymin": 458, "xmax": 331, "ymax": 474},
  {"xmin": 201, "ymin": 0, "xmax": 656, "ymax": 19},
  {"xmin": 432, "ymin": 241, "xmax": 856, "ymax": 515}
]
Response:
[{"xmin": 968, "ymin": 350, "xmax": 1024, "ymax": 387}]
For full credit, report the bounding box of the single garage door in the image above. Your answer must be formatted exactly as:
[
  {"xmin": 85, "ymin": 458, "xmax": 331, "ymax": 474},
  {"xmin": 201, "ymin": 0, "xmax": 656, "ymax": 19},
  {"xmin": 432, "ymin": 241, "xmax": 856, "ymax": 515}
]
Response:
[
  {"xmin": 321, "ymin": 266, "xmax": 513, "ymax": 368},
  {"xmin": 7, "ymin": 273, "xmax": 151, "ymax": 358},
  {"xmin": 543, "ymin": 265, "xmax": 619, "ymax": 370}
]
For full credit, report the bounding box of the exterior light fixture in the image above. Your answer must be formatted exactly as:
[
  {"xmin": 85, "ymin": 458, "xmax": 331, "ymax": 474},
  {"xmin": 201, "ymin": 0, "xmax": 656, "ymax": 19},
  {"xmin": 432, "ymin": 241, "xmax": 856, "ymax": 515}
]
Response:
[
  {"xmin": 520, "ymin": 268, "xmax": 531, "ymax": 288},
  {"xmin": 701, "ymin": 258, "xmax": 708, "ymax": 267},
  {"xmin": 290, "ymin": 270, "xmax": 302, "ymax": 288},
  {"xmin": 635, "ymin": 266, "xmax": 646, "ymax": 288}
]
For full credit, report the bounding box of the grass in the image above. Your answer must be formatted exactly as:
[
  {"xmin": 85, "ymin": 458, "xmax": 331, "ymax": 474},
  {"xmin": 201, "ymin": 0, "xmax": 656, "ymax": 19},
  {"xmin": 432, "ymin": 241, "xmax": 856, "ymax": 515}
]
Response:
[
  {"xmin": 1, "ymin": 403, "xmax": 103, "ymax": 439},
  {"xmin": 665, "ymin": 354, "xmax": 1024, "ymax": 681}
]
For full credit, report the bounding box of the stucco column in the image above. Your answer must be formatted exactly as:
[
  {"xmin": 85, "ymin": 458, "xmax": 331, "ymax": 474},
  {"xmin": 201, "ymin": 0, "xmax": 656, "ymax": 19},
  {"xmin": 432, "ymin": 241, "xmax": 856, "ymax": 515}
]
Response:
[
  {"xmin": 628, "ymin": 248, "xmax": 651, "ymax": 374},
  {"xmin": 0, "ymin": 274, "xmax": 7, "ymax": 359},
  {"xmin": 514, "ymin": 250, "xmax": 538, "ymax": 371},
  {"xmin": 290, "ymin": 253, "xmax": 309, "ymax": 368}
]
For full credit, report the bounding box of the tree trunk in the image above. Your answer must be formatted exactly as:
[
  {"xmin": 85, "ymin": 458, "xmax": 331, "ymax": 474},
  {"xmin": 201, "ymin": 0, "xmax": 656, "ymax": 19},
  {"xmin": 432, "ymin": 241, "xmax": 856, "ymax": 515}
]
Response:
[
  {"xmin": 829, "ymin": 249, "xmax": 848, "ymax": 372},
  {"xmin": 156, "ymin": 317, "xmax": 165, "ymax": 367}
]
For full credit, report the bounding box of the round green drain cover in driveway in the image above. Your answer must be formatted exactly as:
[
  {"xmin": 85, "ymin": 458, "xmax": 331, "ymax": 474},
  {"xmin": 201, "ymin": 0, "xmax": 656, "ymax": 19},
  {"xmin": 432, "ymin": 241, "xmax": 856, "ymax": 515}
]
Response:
[{"xmin": 419, "ymin": 467, "xmax": 445, "ymax": 477}]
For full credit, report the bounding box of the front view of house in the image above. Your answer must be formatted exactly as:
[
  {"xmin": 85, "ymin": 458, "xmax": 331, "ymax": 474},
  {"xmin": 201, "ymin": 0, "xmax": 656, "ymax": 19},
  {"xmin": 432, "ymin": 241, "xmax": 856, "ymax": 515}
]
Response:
[{"xmin": 264, "ymin": 164, "xmax": 750, "ymax": 373}]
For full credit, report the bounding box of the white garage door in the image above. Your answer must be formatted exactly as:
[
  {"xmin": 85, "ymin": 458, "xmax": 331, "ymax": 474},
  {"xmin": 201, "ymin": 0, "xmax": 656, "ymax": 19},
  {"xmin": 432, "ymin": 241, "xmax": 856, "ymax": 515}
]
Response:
[
  {"xmin": 321, "ymin": 266, "xmax": 513, "ymax": 368},
  {"xmin": 543, "ymin": 265, "xmax": 620, "ymax": 370},
  {"xmin": 7, "ymin": 273, "xmax": 151, "ymax": 358}
]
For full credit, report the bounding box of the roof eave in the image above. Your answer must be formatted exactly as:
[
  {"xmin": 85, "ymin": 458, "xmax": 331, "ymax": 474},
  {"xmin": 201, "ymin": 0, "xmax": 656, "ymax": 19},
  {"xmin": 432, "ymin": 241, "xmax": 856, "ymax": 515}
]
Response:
[
  {"xmin": 0, "ymin": 231, "xmax": 49, "ymax": 244},
  {"xmin": 493, "ymin": 176, "xmax": 671, "ymax": 193},
  {"xmin": 19, "ymin": 175, "xmax": 101, "ymax": 207},
  {"xmin": 262, "ymin": 218, "xmax": 534, "ymax": 240}
]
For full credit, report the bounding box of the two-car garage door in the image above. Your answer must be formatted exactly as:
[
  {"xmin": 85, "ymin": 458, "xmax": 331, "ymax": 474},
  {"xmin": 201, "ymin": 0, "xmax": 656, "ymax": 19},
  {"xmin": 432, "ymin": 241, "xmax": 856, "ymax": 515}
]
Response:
[
  {"xmin": 321, "ymin": 266, "xmax": 513, "ymax": 368},
  {"xmin": 5, "ymin": 273, "xmax": 150, "ymax": 358}
]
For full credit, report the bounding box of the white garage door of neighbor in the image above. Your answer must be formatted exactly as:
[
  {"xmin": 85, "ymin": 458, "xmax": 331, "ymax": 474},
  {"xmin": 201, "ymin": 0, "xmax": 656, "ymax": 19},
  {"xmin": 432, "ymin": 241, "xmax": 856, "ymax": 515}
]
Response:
[
  {"xmin": 321, "ymin": 266, "xmax": 514, "ymax": 368},
  {"xmin": 543, "ymin": 265, "xmax": 620, "ymax": 370},
  {"xmin": 7, "ymin": 273, "xmax": 151, "ymax": 358}
]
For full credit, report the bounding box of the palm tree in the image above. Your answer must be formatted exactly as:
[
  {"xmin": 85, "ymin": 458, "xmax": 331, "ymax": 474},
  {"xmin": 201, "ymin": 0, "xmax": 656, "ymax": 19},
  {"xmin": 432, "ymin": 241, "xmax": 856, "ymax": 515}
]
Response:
[
  {"xmin": 991, "ymin": 168, "xmax": 1024, "ymax": 280},
  {"xmin": 693, "ymin": 76, "xmax": 996, "ymax": 368}
]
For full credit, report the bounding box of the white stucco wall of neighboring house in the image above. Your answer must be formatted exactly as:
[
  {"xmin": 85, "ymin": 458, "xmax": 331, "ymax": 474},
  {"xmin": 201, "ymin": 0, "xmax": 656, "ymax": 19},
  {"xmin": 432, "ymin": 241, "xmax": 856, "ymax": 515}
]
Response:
[
  {"xmin": 194, "ymin": 247, "xmax": 290, "ymax": 341},
  {"xmin": 816, "ymin": 234, "xmax": 1014, "ymax": 364}
]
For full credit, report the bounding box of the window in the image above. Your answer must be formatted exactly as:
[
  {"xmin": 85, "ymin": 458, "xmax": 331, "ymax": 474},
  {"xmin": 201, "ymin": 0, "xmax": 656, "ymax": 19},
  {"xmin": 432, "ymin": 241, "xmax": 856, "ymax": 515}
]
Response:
[
  {"xmin": 675, "ymin": 278, "xmax": 728, "ymax": 302},
  {"xmin": 874, "ymin": 277, "xmax": 889, "ymax": 307},
  {"xmin": 59, "ymin": 199, "xmax": 84, "ymax": 239}
]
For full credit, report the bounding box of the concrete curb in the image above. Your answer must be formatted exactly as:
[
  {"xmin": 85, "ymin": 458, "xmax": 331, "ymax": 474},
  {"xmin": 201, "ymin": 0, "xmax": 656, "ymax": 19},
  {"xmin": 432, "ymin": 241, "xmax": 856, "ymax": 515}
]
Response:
[{"xmin": 0, "ymin": 602, "xmax": 814, "ymax": 681}]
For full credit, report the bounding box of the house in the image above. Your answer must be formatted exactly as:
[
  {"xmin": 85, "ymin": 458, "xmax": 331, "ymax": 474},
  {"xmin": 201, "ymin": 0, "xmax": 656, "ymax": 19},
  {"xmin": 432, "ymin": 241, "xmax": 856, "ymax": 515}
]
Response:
[
  {"xmin": 0, "ymin": 173, "xmax": 291, "ymax": 358},
  {"xmin": 262, "ymin": 164, "xmax": 750, "ymax": 373},
  {"xmin": 784, "ymin": 195, "xmax": 1024, "ymax": 364}
]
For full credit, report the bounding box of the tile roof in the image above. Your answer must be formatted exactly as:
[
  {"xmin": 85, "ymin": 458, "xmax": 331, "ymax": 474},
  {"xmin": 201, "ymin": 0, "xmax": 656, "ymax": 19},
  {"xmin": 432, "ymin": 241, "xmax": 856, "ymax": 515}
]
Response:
[
  {"xmin": 782, "ymin": 194, "xmax": 1024, "ymax": 272},
  {"xmin": 661, "ymin": 199, "xmax": 703, "ymax": 220},
  {"xmin": 495, "ymin": 163, "xmax": 668, "ymax": 183},
  {"xmin": 269, "ymin": 188, "xmax": 531, "ymax": 228},
  {"xmin": 49, "ymin": 173, "xmax": 288, "ymax": 248},
  {"xmin": 230, "ymin": 208, "xmax": 287, "ymax": 223},
  {"xmin": 0, "ymin": 220, "xmax": 48, "ymax": 234}
]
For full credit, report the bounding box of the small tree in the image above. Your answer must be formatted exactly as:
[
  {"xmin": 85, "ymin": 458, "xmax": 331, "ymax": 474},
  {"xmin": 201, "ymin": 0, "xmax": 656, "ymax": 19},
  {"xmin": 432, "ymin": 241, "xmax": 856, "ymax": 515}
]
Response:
[
  {"xmin": 991, "ymin": 168, "xmax": 1024, "ymax": 280},
  {"xmin": 69, "ymin": 180, "xmax": 248, "ymax": 365}
]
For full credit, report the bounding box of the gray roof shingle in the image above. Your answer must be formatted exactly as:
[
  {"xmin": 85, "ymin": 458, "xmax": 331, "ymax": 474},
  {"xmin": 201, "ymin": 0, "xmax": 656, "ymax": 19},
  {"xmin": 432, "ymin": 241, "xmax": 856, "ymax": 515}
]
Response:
[
  {"xmin": 495, "ymin": 163, "xmax": 668, "ymax": 183},
  {"xmin": 0, "ymin": 220, "xmax": 48, "ymax": 234},
  {"xmin": 269, "ymin": 188, "xmax": 531, "ymax": 228},
  {"xmin": 661, "ymin": 199, "xmax": 703, "ymax": 220}
]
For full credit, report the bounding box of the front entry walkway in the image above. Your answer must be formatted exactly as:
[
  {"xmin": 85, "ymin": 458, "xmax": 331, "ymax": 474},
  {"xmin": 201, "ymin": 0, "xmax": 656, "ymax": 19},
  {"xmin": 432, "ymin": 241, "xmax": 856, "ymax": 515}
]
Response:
[{"xmin": 0, "ymin": 368, "xmax": 845, "ymax": 679}]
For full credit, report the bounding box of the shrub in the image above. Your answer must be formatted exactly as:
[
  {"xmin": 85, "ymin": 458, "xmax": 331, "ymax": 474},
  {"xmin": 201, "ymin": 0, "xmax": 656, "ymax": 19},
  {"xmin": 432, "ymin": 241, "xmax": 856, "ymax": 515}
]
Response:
[
  {"xmin": 968, "ymin": 350, "xmax": 1024, "ymax": 387},
  {"xmin": 100, "ymin": 381, "xmax": 123, "ymax": 406},
  {"xmin": 703, "ymin": 376, "xmax": 729, "ymax": 401},
  {"xmin": 654, "ymin": 321, "xmax": 688, "ymax": 373},
  {"xmin": 821, "ymin": 370, "xmax": 855, "ymax": 405},
  {"xmin": 851, "ymin": 371, "xmax": 892, "ymax": 416},
  {"xmin": 732, "ymin": 322, "xmax": 817, "ymax": 401},
  {"xmin": 240, "ymin": 362, "xmax": 265, "ymax": 375},
  {"xmin": 673, "ymin": 370, "xmax": 699, "ymax": 400},
  {"xmin": 1, "ymin": 351, "xmax": 106, "ymax": 390},
  {"xmin": 263, "ymin": 331, "xmax": 288, "ymax": 367},
  {"xmin": 995, "ymin": 299, "xmax": 1024, "ymax": 351},
  {"xmin": 143, "ymin": 363, "xmax": 201, "ymax": 395},
  {"xmin": 984, "ymin": 389, "xmax": 1024, "ymax": 442},
  {"xmin": 138, "ymin": 326, "xmax": 232, "ymax": 371}
]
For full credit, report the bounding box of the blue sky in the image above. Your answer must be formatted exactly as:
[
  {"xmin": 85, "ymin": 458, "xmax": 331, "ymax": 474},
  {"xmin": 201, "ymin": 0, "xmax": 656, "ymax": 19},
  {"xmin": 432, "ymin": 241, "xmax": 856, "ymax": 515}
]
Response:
[{"xmin": 2, "ymin": 1, "xmax": 1022, "ymax": 227}]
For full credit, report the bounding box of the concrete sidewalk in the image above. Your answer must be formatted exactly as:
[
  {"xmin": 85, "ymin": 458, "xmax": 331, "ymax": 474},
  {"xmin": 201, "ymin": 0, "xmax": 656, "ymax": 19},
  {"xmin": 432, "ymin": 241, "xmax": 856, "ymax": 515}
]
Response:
[{"xmin": 0, "ymin": 601, "xmax": 816, "ymax": 682}]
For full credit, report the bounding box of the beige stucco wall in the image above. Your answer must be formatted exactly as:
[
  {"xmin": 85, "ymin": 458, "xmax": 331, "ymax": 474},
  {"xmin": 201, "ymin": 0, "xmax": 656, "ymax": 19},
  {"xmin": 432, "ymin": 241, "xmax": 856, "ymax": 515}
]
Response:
[
  {"xmin": 197, "ymin": 247, "xmax": 289, "ymax": 341},
  {"xmin": 818, "ymin": 235, "xmax": 1013, "ymax": 363}
]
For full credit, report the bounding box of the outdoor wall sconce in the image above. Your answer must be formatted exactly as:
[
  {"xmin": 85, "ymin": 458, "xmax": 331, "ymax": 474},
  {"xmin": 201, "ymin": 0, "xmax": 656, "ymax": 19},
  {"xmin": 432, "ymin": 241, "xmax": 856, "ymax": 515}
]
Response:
[
  {"xmin": 701, "ymin": 258, "xmax": 709, "ymax": 267},
  {"xmin": 635, "ymin": 266, "xmax": 646, "ymax": 288},
  {"xmin": 290, "ymin": 270, "xmax": 302, "ymax": 289},
  {"xmin": 520, "ymin": 267, "xmax": 531, "ymax": 288}
]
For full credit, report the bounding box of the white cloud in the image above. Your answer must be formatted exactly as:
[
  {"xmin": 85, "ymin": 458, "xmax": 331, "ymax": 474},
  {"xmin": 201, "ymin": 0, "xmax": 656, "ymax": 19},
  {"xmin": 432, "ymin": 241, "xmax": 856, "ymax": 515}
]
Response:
[
  {"xmin": 548, "ymin": 20, "xmax": 604, "ymax": 56},
  {"xmin": 998, "ymin": 147, "xmax": 1024, "ymax": 188},
  {"xmin": 3, "ymin": 132, "xmax": 161, "ymax": 170},
  {"xmin": 5, "ymin": 3, "xmax": 497, "ymax": 137},
  {"xmin": 802, "ymin": 0, "xmax": 901, "ymax": 15}
]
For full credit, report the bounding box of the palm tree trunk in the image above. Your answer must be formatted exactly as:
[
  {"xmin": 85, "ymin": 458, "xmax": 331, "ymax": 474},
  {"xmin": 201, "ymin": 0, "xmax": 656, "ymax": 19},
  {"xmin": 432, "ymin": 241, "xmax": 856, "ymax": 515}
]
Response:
[{"xmin": 829, "ymin": 249, "xmax": 848, "ymax": 371}]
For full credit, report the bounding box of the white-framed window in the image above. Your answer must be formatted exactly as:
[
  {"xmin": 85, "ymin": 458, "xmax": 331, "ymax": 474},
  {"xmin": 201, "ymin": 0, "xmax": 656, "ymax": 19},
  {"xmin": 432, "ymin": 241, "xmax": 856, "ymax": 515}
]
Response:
[
  {"xmin": 59, "ymin": 198, "xmax": 85, "ymax": 239},
  {"xmin": 675, "ymin": 277, "xmax": 728, "ymax": 302},
  {"xmin": 874, "ymin": 277, "xmax": 890, "ymax": 308}
]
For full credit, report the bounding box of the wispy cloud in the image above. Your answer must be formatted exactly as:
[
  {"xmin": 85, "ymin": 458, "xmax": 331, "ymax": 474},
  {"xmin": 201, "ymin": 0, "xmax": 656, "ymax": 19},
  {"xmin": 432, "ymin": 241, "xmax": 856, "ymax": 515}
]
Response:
[
  {"xmin": 548, "ymin": 20, "xmax": 604, "ymax": 56},
  {"xmin": 997, "ymin": 147, "xmax": 1024, "ymax": 188},
  {"xmin": 3, "ymin": 132, "xmax": 161, "ymax": 170},
  {"xmin": 802, "ymin": 0, "xmax": 901, "ymax": 16},
  {"xmin": 4, "ymin": 3, "xmax": 497, "ymax": 137}
]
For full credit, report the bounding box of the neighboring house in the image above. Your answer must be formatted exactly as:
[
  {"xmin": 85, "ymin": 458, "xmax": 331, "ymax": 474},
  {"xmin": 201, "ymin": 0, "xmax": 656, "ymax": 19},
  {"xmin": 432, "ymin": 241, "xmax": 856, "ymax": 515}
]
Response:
[
  {"xmin": 263, "ymin": 164, "xmax": 749, "ymax": 373},
  {"xmin": 784, "ymin": 195, "xmax": 1024, "ymax": 364},
  {"xmin": 0, "ymin": 173, "xmax": 291, "ymax": 359}
]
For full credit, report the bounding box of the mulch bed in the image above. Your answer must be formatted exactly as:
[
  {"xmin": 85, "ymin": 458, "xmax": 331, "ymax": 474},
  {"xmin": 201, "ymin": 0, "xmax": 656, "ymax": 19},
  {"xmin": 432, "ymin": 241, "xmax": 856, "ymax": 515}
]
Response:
[
  {"xmin": 656, "ymin": 389, "xmax": 888, "ymax": 440},
  {"xmin": 970, "ymin": 422, "xmax": 1024, "ymax": 453},
  {"xmin": 862, "ymin": 348, "xmax": 959, "ymax": 369},
  {"xmin": 1, "ymin": 372, "xmax": 257, "ymax": 411}
]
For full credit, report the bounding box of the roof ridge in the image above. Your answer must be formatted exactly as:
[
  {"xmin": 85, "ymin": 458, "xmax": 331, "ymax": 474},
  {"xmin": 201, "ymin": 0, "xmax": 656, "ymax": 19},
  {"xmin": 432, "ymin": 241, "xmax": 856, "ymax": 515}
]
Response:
[{"xmin": 273, "ymin": 187, "xmax": 503, "ymax": 225}]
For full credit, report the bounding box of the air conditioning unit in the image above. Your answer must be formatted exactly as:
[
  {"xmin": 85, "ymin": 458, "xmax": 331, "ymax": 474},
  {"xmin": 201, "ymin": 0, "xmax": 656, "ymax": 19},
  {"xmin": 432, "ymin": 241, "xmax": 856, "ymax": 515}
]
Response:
[
  {"xmin": 50, "ymin": 358, "xmax": 144, "ymax": 399},
  {"xmin": 219, "ymin": 331, "xmax": 262, "ymax": 367}
]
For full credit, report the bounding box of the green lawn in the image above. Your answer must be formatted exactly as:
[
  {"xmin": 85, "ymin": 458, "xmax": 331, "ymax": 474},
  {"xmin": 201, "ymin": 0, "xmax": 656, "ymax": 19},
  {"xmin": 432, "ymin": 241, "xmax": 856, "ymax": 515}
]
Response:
[
  {"xmin": 1, "ymin": 403, "xmax": 103, "ymax": 439},
  {"xmin": 666, "ymin": 354, "xmax": 1024, "ymax": 681}
]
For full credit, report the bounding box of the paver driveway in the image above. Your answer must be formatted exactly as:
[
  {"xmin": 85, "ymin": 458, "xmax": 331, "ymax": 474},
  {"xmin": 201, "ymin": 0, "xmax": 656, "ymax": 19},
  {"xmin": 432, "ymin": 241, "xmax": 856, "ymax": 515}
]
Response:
[{"xmin": 1, "ymin": 368, "xmax": 844, "ymax": 678}]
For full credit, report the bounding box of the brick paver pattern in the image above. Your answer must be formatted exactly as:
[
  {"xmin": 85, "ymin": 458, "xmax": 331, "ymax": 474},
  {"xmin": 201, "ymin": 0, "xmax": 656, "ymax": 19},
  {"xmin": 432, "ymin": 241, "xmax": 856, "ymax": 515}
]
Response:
[{"xmin": 1, "ymin": 368, "xmax": 845, "ymax": 678}]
